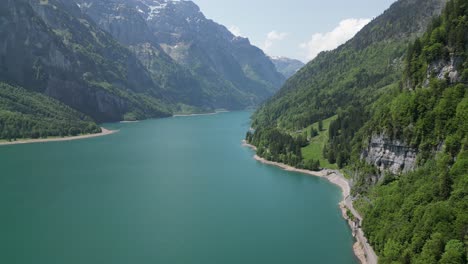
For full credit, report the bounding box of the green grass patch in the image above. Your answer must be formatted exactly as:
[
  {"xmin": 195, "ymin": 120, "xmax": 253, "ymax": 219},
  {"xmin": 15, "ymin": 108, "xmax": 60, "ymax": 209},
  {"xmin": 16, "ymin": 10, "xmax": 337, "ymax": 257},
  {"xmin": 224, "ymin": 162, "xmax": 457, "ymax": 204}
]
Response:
[{"xmin": 300, "ymin": 115, "xmax": 338, "ymax": 170}]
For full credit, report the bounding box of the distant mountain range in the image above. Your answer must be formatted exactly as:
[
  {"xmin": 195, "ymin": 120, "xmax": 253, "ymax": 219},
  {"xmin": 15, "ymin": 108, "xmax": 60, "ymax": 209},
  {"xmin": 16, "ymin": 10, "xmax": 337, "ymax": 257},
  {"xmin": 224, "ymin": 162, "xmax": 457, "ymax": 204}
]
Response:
[
  {"xmin": 77, "ymin": 0, "xmax": 285, "ymax": 111},
  {"xmin": 269, "ymin": 57, "xmax": 305, "ymax": 79}
]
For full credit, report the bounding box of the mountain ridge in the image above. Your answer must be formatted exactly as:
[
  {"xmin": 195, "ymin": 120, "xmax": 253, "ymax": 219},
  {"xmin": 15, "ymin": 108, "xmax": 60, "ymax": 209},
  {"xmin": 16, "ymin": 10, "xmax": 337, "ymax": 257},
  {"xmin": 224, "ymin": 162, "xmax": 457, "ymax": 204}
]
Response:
[
  {"xmin": 252, "ymin": 0, "xmax": 449, "ymax": 130},
  {"xmin": 76, "ymin": 0, "xmax": 285, "ymax": 110}
]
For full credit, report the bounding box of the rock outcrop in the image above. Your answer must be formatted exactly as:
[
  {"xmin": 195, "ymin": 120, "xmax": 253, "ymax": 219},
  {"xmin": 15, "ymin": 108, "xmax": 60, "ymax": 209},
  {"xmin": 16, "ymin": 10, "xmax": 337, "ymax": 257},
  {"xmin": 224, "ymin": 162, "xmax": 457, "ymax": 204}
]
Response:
[
  {"xmin": 362, "ymin": 134, "xmax": 417, "ymax": 174},
  {"xmin": 425, "ymin": 56, "xmax": 463, "ymax": 86}
]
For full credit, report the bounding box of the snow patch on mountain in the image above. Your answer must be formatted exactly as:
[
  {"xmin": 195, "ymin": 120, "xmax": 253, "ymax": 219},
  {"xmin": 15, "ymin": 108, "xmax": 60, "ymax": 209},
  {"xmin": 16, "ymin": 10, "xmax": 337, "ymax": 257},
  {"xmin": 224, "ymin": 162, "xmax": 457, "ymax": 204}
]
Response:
[
  {"xmin": 147, "ymin": 4, "xmax": 166, "ymax": 20},
  {"xmin": 76, "ymin": 2, "xmax": 93, "ymax": 9},
  {"xmin": 136, "ymin": 0, "xmax": 186, "ymax": 20}
]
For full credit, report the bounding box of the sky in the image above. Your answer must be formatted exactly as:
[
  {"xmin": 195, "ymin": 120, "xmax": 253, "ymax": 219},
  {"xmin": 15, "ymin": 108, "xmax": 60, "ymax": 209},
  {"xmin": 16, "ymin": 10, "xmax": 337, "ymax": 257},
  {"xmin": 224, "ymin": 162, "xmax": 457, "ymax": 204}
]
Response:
[{"xmin": 192, "ymin": 0, "xmax": 397, "ymax": 62}]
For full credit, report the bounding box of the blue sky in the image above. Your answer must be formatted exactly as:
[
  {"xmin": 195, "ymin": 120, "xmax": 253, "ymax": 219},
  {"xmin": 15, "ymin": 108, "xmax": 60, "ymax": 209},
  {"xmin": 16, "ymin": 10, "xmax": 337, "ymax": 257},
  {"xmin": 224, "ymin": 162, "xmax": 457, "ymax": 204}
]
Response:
[{"xmin": 192, "ymin": 0, "xmax": 397, "ymax": 62}]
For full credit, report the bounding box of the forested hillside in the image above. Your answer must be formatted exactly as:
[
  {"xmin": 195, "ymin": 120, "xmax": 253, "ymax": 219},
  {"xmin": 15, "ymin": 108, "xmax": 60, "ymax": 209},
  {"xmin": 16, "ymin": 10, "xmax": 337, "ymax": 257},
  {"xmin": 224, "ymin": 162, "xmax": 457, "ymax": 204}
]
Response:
[
  {"xmin": 357, "ymin": 1, "xmax": 468, "ymax": 262},
  {"xmin": 252, "ymin": 0, "xmax": 447, "ymax": 131},
  {"xmin": 247, "ymin": 0, "xmax": 467, "ymax": 262},
  {"xmin": 248, "ymin": 0, "xmax": 448, "ymax": 168},
  {"xmin": 0, "ymin": 83, "xmax": 100, "ymax": 140}
]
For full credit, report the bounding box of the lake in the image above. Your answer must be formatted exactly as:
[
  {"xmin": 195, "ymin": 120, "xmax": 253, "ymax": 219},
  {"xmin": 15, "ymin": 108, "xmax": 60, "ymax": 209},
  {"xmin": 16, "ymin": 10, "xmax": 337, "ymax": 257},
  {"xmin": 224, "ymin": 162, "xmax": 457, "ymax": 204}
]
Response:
[{"xmin": 0, "ymin": 111, "xmax": 357, "ymax": 264}]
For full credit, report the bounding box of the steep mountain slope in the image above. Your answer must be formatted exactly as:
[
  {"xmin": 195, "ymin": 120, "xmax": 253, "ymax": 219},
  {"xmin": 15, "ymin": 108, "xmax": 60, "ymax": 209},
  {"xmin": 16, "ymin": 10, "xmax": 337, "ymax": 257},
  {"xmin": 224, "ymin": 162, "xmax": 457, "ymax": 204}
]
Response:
[
  {"xmin": 252, "ymin": 0, "xmax": 448, "ymax": 131},
  {"xmin": 76, "ymin": 0, "xmax": 285, "ymax": 110},
  {"xmin": 0, "ymin": 0, "xmax": 171, "ymax": 123},
  {"xmin": 248, "ymin": 0, "xmax": 448, "ymax": 168},
  {"xmin": 143, "ymin": 0, "xmax": 285, "ymax": 101},
  {"xmin": 356, "ymin": 1, "xmax": 467, "ymax": 262},
  {"xmin": 270, "ymin": 56, "xmax": 305, "ymax": 79},
  {"xmin": 74, "ymin": 0, "xmax": 210, "ymax": 112}
]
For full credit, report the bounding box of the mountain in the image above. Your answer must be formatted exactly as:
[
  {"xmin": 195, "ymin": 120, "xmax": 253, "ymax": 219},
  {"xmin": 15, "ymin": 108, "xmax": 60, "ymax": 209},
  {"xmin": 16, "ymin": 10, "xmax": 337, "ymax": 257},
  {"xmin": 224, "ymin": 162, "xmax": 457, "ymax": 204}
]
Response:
[
  {"xmin": 74, "ymin": 0, "xmax": 210, "ymax": 113},
  {"xmin": 246, "ymin": 0, "xmax": 467, "ymax": 262},
  {"xmin": 270, "ymin": 56, "xmax": 305, "ymax": 79},
  {"xmin": 248, "ymin": 0, "xmax": 449, "ymax": 168},
  {"xmin": 0, "ymin": 0, "xmax": 172, "ymax": 124},
  {"xmin": 0, "ymin": 0, "xmax": 285, "ymax": 140},
  {"xmin": 76, "ymin": 0, "xmax": 285, "ymax": 110},
  {"xmin": 252, "ymin": 0, "xmax": 448, "ymax": 132}
]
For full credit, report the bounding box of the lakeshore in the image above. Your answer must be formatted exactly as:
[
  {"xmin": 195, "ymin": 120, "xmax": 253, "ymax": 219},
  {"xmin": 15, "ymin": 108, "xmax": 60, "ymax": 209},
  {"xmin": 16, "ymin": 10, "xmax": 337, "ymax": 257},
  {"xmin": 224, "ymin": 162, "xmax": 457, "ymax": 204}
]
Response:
[
  {"xmin": 242, "ymin": 140, "xmax": 377, "ymax": 264},
  {"xmin": 120, "ymin": 120, "xmax": 140, "ymax": 123},
  {"xmin": 0, "ymin": 127, "xmax": 117, "ymax": 146},
  {"xmin": 173, "ymin": 110, "xmax": 230, "ymax": 117}
]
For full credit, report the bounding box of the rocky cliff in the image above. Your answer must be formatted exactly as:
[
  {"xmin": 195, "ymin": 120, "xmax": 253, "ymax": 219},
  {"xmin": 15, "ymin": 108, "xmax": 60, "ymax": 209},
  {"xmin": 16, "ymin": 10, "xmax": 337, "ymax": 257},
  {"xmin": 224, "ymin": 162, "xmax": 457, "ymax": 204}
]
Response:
[
  {"xmin": 362, "ymin": 134, "xmax": 417, "ymax": 174},
  {"xmin": 425, "ymin": 56, "xmax": 463, "ymax": 85}
]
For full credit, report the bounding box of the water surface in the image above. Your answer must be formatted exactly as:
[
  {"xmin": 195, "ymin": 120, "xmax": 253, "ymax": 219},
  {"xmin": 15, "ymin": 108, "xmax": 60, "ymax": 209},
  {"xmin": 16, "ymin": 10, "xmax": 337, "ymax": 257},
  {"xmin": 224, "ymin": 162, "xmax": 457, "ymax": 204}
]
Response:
[{"xmin": 0, "ymin": 111, "xmax": 357, "ymax": 264}]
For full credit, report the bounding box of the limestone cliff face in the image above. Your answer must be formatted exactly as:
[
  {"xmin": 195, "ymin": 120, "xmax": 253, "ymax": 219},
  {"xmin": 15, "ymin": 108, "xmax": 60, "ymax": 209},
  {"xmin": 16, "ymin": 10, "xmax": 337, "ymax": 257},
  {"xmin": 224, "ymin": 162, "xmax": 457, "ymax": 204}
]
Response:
[
  {"xmin": 362, "ymin": 134, "xmax": 417, "ymax": 174},
  {"xmin": 424, "ymin": 56, "xmax": 463, "ymax": 86}
]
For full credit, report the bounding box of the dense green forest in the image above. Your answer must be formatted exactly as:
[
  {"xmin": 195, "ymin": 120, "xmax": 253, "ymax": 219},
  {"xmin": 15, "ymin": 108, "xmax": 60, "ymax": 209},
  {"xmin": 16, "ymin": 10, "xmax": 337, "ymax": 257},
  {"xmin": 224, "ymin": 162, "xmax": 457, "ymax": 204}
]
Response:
[
  {"xmin": 0, "ymin": 83, "xmax": 100, "ymax": 140},
  {"xmin": 357, "ymin": 1, "xmax": 468, "ymax": 262},
  {"xmin": 246, "ymin": 128, "xmax": 307, "ymax": 168},
  {"xmin": 362, "ymin": 149, "xmax": 467, "ymax": 263},
  {"xmin": 358, "ymin": 79, "xmax": 467, "ymax": 263},
  {"xmin": 248, "ymin": 0, "xmax": 468, "ymax": 262}
]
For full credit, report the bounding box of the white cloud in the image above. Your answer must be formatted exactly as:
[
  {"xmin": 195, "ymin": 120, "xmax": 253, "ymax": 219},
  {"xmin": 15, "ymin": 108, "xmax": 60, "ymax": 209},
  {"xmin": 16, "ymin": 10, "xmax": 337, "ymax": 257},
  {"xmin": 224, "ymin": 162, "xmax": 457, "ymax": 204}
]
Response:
[
  {"xmin": 300, "ymin": 18, "xmax": 371, "ymax": 61},
  {"xmin": 228, "ymin": 25, "xmax": 242, "ymax": 37},
  {"xmin": 262, "ymin": 30, "xmax": 288, "ymax": 53}
]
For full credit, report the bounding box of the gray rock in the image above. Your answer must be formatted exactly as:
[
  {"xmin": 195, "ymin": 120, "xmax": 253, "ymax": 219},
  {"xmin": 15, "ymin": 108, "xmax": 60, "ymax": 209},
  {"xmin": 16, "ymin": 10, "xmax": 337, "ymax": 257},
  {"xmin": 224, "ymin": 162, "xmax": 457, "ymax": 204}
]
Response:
[
  {"xmin": 426, "ymin": 56, "xmax": 462, "ymax": 85},
  {"xmin": 362, "ymin": 134, "xmax": 417, "ymax": 174}
]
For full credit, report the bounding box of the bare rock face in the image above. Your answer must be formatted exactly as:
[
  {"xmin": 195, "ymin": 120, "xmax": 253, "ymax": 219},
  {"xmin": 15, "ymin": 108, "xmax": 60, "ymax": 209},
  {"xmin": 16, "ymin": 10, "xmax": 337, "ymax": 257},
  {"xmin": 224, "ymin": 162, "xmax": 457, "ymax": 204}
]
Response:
[
  {"xmin": 425, "ymin": 57, "xmax": 462, "ymax": 86},
  {"xmin": 362, "ymin": 134, "xmax": 417, "ymax": 174}
]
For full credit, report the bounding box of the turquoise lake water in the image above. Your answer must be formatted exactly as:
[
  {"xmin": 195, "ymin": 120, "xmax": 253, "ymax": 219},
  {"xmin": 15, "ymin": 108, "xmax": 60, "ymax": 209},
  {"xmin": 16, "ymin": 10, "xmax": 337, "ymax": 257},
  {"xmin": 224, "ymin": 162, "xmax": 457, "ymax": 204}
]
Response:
[{"xmin": 0, "ymin": 111, "xmax": 357, "ymax": 263}]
